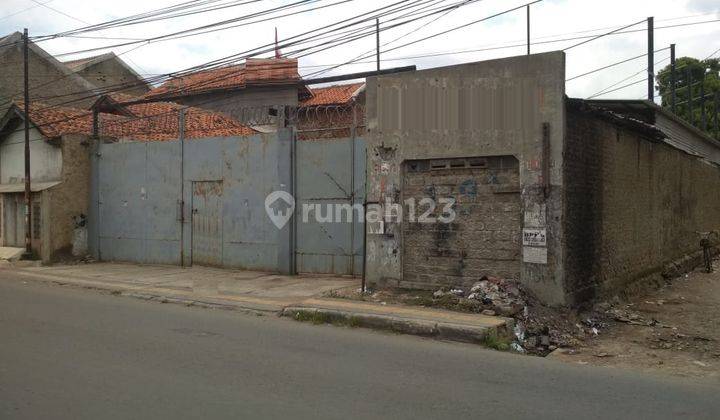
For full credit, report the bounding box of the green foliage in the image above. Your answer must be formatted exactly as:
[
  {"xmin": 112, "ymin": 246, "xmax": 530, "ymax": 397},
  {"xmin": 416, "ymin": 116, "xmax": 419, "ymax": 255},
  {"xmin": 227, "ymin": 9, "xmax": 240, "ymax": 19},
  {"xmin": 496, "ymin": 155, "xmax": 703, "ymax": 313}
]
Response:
[
  {"xmin": 656, "ymin": 56, "xmax": 720, "ymax": 138},
  {"xmin": 482, "ymin": 332, "xmax": 511, "ymax": 352}
]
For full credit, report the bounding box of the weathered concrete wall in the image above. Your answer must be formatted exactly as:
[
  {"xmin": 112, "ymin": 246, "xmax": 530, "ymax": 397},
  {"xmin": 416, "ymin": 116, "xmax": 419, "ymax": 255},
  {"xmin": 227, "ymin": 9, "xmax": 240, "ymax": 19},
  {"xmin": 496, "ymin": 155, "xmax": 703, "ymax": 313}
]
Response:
[
  {"xmin": 365, "ymin": 52, "xmax": 566, "ymax": 304},
  {"xmin": 0, "ymin": 126, "xmax": 62, "ymax": 183},
  {"xmin": 0, "ymin": 34, "xmax": 98, "ymax": 115},
  {"xmin": 74, "ymin": 57, "xmax": 149, "ymax": 97},
  {"xmin": 564, "ymin": 107, "xmax": 720, "ymax": 302}
]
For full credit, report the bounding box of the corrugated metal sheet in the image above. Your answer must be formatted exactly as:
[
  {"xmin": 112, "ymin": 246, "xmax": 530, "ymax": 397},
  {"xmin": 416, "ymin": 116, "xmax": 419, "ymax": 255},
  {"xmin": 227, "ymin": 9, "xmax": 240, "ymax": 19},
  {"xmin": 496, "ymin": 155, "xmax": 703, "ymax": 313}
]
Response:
[
  {"xmin": 191, "ymin": 181, "xmax": 223, "ymax": 267},
  {"xmin": 91, "ymin": 133, "xmax": 365, "ymax": 275},
  {"xmin": 295, "ymin": 137, "xmax": 365, "ymax": 276}
]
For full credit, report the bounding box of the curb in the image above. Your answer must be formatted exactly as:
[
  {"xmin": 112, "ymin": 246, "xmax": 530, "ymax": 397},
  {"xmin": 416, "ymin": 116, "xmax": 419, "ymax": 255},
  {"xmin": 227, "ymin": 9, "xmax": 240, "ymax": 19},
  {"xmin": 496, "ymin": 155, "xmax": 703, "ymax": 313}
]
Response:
[
  {"xmin": 281, "ymin": 306, "xmax": 508, "ymax": 344},
  {"xmin": 121, "ymin": 291, "xmax": 274, "ymax": 317},
  {"xmin": 3, "ymin": 269, "xmax": 280, "ymax": 317},
  {"xmin": 5, "ymin": 268, "xmax": 512, "ymax": 346}
]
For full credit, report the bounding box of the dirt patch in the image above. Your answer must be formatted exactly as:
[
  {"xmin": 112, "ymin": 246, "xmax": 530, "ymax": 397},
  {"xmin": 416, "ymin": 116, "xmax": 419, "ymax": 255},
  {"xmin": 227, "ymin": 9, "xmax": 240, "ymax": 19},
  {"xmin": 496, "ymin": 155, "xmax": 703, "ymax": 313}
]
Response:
[
  {"xmin": 551, "ymin": 262, "xmax": 720, "ymax": 380},
  {"xmin": 329, "ymin": 262, "xmax": 720, "ymax": 379}
]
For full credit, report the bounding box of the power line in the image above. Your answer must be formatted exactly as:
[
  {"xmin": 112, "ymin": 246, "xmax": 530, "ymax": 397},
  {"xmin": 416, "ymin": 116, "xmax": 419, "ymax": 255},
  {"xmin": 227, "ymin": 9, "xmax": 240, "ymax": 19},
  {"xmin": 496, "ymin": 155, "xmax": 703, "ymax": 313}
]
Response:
[
  {"xmin": 0, "ymin": 0, "xmax": 54, "ymax": 22},
  {"xmin": 35, "ymin": 0, "xmax": 243, "ymax": 39},
  {"xmin": 47, "ymin": 0, "xmax": 351, "ymax": 58},
  {"xmin": 563, "ymin": 19, "xmax": 645, "ymax": 51},
  {"xmin": 1, "ymin": 0, "xmax": 432, "ymax": 109},
  {"xmin": 566, "ymin": 48, "xmax": 669, "ymax": 82},
  {"xmin": 29, "ymin": 0, "xmax": 91, "ymax": 25},
  {"xmin": 587, "ymin": 54, "xmax": 671, "ymax": 98},
  {"xmin": 303, "ymin": 0, "xmax": 475, "ymax": 78},
  {"xmin": 294, "ymin": 19, "xmax": 718, "ymax": 71},
  {"xmin": 588, "ymin": 78, "xmax": 646, "ymax": 98},
  {"xmin": 287, "ymin": 0, "xmax": 479, "ymax": 63},
  {"xmin": 0, "ymin": 0, "xmax": 372, "ymax": 104}
]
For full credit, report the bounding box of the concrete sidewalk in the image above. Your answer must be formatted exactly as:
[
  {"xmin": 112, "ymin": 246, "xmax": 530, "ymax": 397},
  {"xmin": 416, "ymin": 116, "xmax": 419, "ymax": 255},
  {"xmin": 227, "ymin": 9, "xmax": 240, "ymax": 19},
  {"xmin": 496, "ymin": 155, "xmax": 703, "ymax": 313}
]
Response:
[{"xmin": 1, "ymin": 262, "xmax": 512, "ymax": 343}]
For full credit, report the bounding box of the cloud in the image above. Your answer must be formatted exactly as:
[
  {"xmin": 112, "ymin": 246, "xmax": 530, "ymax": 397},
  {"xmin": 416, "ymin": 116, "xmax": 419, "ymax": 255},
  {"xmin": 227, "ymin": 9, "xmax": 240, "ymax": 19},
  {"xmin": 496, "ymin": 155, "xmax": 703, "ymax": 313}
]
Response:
[
  {"xmin": 0, "ymin": 0, "xmax": 718, "ymax": 100},
  {"xmin": 686, "ymin": 0, "xmax": 720, "ymax": 13}
]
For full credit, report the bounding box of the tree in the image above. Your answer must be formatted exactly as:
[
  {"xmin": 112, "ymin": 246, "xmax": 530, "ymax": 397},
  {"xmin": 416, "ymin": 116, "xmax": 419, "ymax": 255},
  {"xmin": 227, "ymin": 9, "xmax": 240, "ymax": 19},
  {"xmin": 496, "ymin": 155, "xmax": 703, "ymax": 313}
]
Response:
[{"xmin": 656, "ymin": 56, "xmax": 720, "ymax": 138}]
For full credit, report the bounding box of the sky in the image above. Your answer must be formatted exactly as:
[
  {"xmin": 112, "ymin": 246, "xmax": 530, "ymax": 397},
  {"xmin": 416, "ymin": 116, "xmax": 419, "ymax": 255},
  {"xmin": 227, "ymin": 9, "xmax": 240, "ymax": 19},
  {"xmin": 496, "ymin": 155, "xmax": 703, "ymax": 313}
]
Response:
[{"xmin": 1, "ymin": 0, "xmax": 719, "ymax": 100}]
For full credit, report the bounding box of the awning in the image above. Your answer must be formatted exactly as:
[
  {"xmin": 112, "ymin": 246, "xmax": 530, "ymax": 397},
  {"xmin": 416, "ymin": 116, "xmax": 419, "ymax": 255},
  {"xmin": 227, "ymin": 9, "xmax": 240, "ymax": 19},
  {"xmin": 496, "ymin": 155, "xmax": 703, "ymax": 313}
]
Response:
[{"xmin": 0, "ymin": 181, "xmax": 62, "ymax": 193}]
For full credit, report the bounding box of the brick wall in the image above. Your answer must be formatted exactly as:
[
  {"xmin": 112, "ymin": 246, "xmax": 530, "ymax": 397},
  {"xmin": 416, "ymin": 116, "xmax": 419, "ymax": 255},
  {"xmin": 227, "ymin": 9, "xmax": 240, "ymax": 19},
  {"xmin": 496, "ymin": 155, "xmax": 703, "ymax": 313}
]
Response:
[
  {"xmin": 46, "ymin": 134, "xmax": 91, "ymax": 261},
  {"xmin": 564, "ymin": 106, "xmax": 720, "ymax": 303},
  {"xmin": 400, "ymin": 156, "xmax": 521, "ymax": 289}
]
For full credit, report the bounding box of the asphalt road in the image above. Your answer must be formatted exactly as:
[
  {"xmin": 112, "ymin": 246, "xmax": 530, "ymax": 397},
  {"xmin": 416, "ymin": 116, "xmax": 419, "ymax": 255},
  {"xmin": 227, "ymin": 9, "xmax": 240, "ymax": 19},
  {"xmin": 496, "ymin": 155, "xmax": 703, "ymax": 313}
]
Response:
[{"xmin": 0, "ymin": 275, "xmax": 718, "ymax": 420}]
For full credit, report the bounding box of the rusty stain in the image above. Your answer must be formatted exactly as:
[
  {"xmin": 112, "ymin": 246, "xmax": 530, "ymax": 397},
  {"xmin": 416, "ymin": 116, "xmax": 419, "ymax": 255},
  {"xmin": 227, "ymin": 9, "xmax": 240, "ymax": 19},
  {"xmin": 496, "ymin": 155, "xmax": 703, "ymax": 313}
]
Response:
[{"xmin": 193, "ymin": 181, "xmax": 223, "ymax": 197}]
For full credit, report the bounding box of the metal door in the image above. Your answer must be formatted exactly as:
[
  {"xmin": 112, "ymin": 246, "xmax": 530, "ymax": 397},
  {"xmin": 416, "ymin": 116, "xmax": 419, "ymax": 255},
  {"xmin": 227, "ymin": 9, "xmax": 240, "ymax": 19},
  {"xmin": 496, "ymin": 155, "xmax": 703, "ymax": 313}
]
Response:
[
  {"xmin": 191, "ymin": 181, "xmax": 223, "ymax": 267},
  {"xmin": 3, "ymin": 194, "xmax": 24, "ymax": 247}
]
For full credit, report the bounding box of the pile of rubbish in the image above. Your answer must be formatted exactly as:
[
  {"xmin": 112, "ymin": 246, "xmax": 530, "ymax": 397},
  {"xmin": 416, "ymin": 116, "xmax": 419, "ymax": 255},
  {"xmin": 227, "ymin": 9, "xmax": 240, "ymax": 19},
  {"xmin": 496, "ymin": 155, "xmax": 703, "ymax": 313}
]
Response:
[
  {"xmin": 432, "ymin": 277, "xmax": 595, "ymax": 355},
  {"xmin": 433, "ymin": 276, "xmax": 526, "ymax": 317}
]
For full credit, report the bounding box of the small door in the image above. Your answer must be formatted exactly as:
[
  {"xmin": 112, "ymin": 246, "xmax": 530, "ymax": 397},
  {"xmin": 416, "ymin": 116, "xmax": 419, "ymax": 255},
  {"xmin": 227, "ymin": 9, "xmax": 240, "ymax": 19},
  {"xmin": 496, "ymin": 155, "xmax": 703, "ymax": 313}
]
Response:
[
  {"xmin": 191, "ymin": 181, "xmax": 223, "ymax": 267},
  {"xmin": 3, "ymin": 194, "xmax": 24, "ymax": 248}
]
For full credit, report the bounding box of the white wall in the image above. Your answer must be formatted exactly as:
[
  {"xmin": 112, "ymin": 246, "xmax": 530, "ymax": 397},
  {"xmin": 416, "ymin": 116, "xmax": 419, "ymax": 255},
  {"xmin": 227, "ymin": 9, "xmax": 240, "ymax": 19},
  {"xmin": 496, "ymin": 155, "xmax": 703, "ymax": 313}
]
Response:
[{"xmin": 0, "ymin": 127, "xmax": 62, "ymax": 184}]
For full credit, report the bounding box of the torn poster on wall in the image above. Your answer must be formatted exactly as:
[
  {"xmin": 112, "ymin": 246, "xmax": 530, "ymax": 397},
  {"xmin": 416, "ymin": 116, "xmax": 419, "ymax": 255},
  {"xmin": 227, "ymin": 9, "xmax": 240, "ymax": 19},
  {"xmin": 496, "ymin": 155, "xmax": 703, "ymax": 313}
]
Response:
[
  {"xmin": 523, "ymin": 246, "xmax": 548, "ymax": 264},
  {"xmin": 522, "ymin": 228, "xmax": 547, "ymax": 247}
]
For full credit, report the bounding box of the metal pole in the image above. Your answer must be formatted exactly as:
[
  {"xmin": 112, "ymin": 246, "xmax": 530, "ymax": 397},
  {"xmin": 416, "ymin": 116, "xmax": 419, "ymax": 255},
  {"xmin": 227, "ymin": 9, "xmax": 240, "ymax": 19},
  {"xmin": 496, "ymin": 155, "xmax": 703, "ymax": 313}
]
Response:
[
  {"xmin": 647, "ymin": 17, "xmax": 654, "ymax": 101},
  {"xmin": 179, "ymin": 109, "xmax": 185, "ymax": 267},
  {"xmin": 526, "ymin": 4, "xmax": 530, "ymax": 55},
  {"xmin": 670, "ymin": 44, "xmax": 676, "ymax": 113},
  {"xmin": 92, "ymin": 108, "xmax": 99, "ymax": 138},
  {"xmin": 687, "ymin": 67, "xmax": 693, "ymax": 126},
  {"xmin": 290, "ymin": 106, "xmax": 297, "ymax": 276},
  {"xmin": 376, "ymin": 18, "xmax": 380, "ymax": 71},
  {"xmin": 700, "ymin": 73, "xmax": 707, "ymax": 131},
  {"xmin": 349, "ymin": 105, "xmax": 358, "ymax": 277},
  {"xmin": 713, "ymin": 91, "xmax": 720, "ymax": 139},
  {"xmin": 23, "ymin": 28, "xmax": 32, "ymax": 257}
]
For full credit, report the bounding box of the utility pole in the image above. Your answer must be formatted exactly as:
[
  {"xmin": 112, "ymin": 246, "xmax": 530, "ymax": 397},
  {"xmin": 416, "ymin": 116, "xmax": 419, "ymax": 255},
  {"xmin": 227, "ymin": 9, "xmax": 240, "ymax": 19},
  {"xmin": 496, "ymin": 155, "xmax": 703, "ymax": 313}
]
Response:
[
  {"xmin": 670, "ymin": 44, "xmax": 676, "ymax": 114},
  {"xmin": 700, "ymin": 73, "xmax": 707, "ymax": 131},
  {"xmin": 687, "ymin": 67, "xmax": 693, "ymax": 126},
  {"xmin": 526, "ymin": 4, "xmax": 531, "ymax": 55},
  {"xmin": 714, "ymin": 91, "xmax": 719, "ymax": 140},
  {"xmin": 23, "ymin": 28, "xmax": 32, "ymax": 258},
  {"xmin": 376, "ymin": 18, "xmax": 380, "ymax": 71},
  {"xmin": 647, "ymin": 17, "xmax": 654, "ymax": 101}
]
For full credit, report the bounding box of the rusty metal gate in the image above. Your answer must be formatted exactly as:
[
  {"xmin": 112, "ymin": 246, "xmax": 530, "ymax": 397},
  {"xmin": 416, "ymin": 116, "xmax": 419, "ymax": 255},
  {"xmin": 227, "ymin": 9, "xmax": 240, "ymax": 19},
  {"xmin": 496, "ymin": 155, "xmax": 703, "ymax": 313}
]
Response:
[
  {"xmin": 294, "ymin": 104, "xmax": 366, "ymax": 276},
  {"xmin": 191, "ymin": 181, "xmax": 223, "ymax": 267}
]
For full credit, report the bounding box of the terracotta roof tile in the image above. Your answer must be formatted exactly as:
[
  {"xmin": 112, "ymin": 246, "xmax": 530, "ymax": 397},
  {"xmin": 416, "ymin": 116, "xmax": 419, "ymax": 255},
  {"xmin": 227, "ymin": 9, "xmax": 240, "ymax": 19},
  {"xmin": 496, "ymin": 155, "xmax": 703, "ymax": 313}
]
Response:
[
  {"xmin": 301, "ymin": 83, "xmax": 363, "ymax": 107},
  {"xmin": 12, "ymin": 97, "xmax": 255, "ymax": 141},
  {"xmin": 13, "ymin": 101, "xmax": 124, "ymax": 138},
  {"xmin": 145, "ymin": 58, "xmax": 300, "ymax": 99}
]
